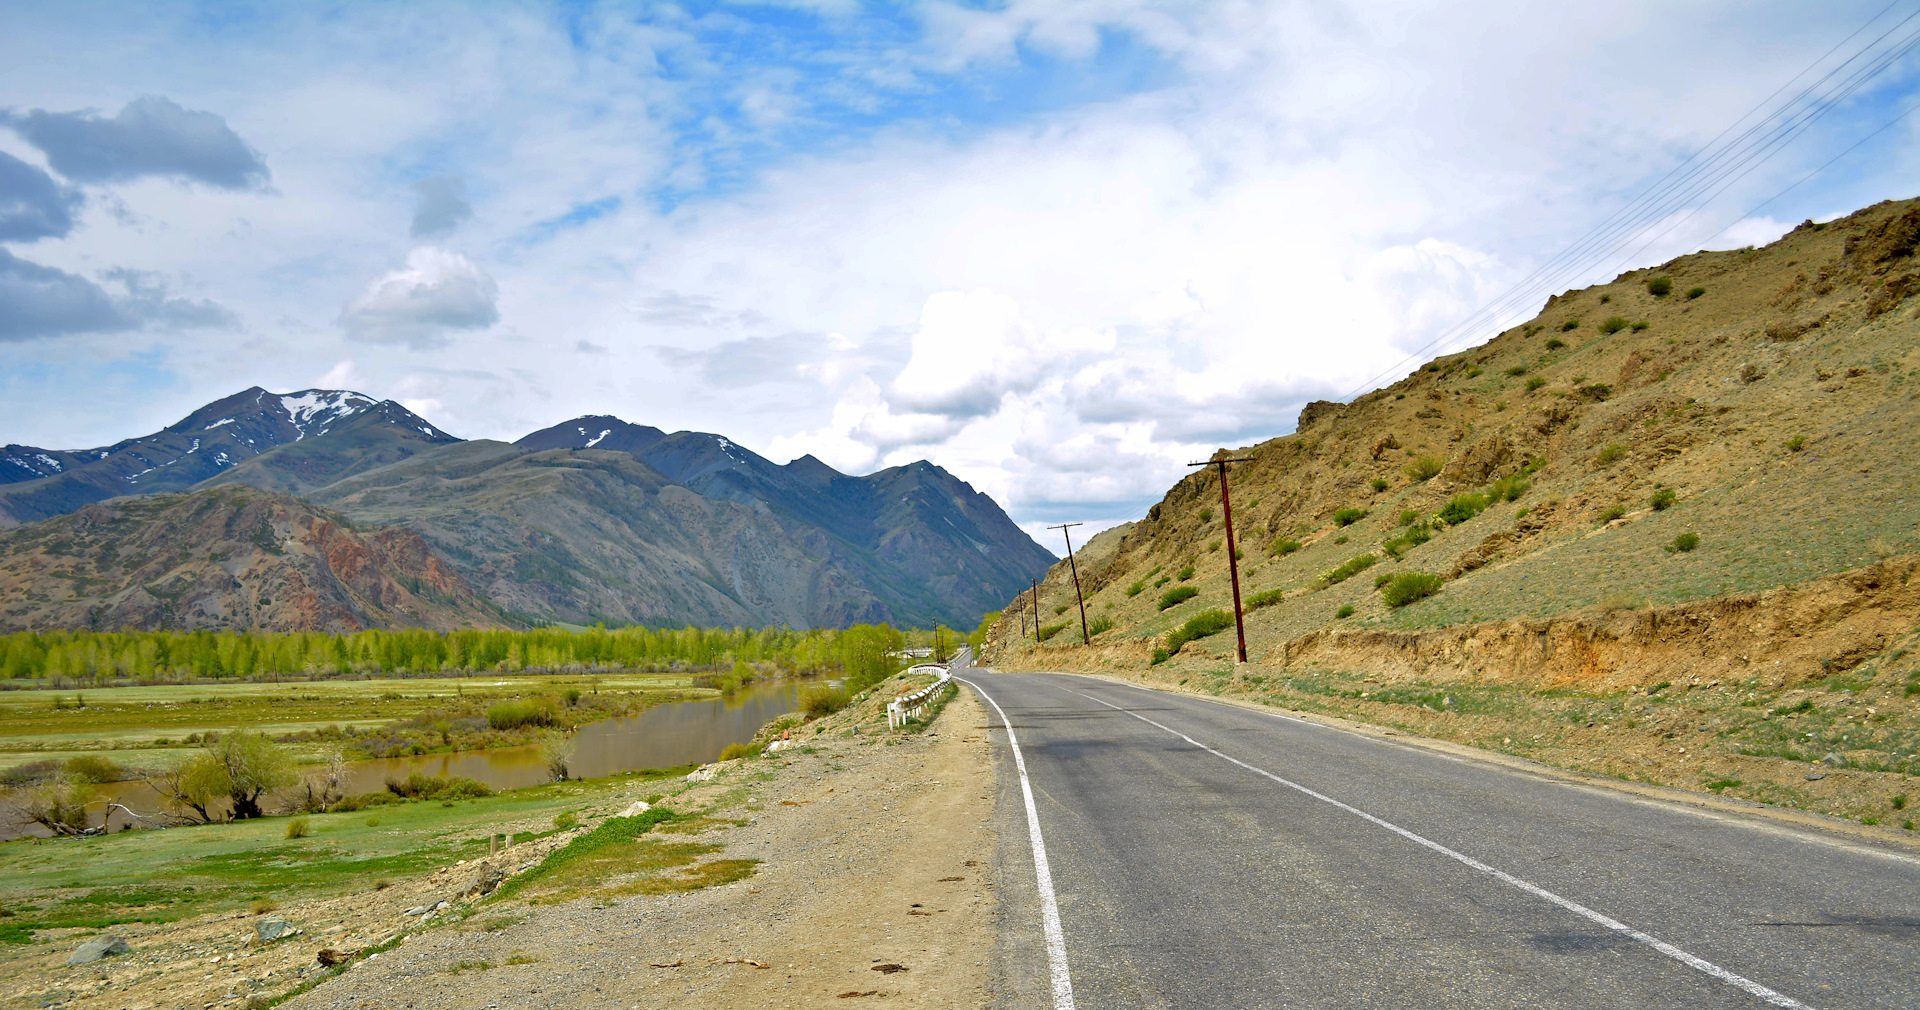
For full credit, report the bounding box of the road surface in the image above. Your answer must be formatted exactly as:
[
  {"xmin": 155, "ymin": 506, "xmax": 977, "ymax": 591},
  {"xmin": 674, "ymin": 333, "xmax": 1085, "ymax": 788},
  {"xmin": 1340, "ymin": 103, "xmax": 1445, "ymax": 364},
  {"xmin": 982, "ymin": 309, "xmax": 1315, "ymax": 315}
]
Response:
[{"xmin": 956, "ymin": 663, "xmax": 1919, "ymax": 1009}]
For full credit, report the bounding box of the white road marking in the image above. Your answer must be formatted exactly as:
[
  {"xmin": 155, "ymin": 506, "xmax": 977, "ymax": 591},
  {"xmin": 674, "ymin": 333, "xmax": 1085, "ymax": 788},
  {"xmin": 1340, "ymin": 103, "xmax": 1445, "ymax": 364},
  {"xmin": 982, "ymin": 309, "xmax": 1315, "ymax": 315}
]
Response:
[
  {"xmin": 1069, "ymin": 689, "xmax": 1817, "ymax": 1010},
  {"xmin": 961, "ymin": 676, "xmax": 1076, "ymax": 1010}
]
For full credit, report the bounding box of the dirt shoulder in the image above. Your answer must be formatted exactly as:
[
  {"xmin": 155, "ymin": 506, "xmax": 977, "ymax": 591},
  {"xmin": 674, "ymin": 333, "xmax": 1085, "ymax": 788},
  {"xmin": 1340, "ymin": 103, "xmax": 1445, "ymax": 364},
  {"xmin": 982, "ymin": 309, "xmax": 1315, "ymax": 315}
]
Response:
[{"xmin": 279, "ymin": 687, "xmax": 997, "ymax": 1010}]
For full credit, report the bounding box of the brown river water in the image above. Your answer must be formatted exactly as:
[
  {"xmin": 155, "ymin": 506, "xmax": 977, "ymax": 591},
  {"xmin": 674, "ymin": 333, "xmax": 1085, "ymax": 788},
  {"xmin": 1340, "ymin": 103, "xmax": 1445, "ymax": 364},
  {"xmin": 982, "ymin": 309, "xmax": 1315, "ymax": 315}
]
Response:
[{"xmin": 8, "ymin": 679, "xmax": 805, "ymax": 837}]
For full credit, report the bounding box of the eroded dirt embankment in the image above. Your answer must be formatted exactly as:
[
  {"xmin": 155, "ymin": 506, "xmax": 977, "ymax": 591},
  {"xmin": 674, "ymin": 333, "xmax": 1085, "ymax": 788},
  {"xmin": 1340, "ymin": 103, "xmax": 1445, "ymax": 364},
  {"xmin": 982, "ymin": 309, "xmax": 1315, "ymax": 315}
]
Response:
[{"xmin": 1270, "ymin": 554, "xmax": 1920, "ymax": 692}]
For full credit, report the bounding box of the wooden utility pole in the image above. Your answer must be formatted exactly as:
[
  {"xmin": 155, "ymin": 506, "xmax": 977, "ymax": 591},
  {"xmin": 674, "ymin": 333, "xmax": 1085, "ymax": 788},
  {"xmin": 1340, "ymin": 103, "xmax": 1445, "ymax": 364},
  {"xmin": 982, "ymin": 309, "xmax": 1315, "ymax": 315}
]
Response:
[
  {"xmin": 1187, "ymin": 456, "xmax": 1256, "ymax": 664},
  {"xmin": 1047, "ymin": 523, "xmax": 1091, "ymax": 646},
  {"xmin": 1031, "ymin": 578, "xmax": 1041, "ymax": 642}
]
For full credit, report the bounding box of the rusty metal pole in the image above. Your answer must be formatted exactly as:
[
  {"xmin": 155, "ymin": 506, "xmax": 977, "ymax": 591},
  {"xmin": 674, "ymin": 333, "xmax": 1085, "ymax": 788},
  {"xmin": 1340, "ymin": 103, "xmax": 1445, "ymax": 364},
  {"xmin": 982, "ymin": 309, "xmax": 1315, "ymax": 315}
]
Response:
[
  {"xmin": 1048, "ymin": 523, "xmax": 1091, "ymax": 646},
  {"xmin": 1188, "ymin": 456, "xmax": 1257, "ymax": 664}
]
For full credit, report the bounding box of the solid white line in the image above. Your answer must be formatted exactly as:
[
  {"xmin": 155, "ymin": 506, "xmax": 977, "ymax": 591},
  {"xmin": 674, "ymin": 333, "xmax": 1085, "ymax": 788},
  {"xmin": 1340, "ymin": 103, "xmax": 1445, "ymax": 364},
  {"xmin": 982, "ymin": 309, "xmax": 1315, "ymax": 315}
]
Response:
[
  {"xmin": 1068, "ymin": 689, "xmax": 1816, "ymax": 1010},
  {"xmin": 960, "ymin": 676, "xmax": 1075, "ymax": 1010}
]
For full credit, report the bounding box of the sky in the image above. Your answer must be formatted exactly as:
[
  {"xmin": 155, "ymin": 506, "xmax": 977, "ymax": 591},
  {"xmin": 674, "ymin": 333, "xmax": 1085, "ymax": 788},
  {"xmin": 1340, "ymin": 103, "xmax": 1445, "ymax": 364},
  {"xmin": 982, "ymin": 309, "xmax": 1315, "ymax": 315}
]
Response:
[{"xmin": 4, "ymin": 1, "xmax": 1920, "ymax": 546}]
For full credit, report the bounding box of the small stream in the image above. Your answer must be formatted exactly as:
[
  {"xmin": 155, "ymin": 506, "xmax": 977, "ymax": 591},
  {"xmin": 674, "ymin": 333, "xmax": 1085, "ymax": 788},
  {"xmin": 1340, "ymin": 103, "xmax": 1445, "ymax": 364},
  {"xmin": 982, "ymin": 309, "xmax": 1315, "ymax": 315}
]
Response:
[{"xmin": 8, "ymin": 679, "xmax": 804, "ymax": 837}]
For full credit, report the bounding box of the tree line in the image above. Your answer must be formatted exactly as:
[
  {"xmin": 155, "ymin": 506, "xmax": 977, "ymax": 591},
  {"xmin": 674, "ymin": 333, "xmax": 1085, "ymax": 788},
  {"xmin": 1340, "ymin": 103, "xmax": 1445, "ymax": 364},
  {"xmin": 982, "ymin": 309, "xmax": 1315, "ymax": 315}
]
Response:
[{"xmin": 0, "ymin": 624, "xmax": 908, "ymax": 683}]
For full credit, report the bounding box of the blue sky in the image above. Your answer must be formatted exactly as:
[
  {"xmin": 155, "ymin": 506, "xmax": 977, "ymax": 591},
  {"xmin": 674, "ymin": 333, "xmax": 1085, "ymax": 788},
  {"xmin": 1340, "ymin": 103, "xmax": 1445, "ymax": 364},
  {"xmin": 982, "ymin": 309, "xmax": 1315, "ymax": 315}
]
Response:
[{"xmin": 4, "ymin": 1, "xmax": 1920, "ymax": 540}]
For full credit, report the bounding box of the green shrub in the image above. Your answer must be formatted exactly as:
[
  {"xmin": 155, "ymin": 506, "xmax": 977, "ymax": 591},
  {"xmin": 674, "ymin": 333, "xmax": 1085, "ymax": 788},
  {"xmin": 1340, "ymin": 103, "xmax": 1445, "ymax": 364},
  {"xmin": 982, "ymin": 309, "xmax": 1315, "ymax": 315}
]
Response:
[
  {"xmin": 1598, "ymin": 504, "xmax": 1626, "ymax": 523},
  {"xmin": 1398, "ymin": 509, "xmax": 1419, "ymax": 526},
  {"xmin": 1088, "ymin": 615, "xmax": 1114, "ymax": 636},
  {"xmin": 1595, "ymin": 443, "xmax": 1626, "ymax": 466},
  {"xmin": 63, "ymin": 755, "xmax": 123, "ymax": 784},
  {"xmin": 1165, "ymin": 609, "xmax": 1232, "ymax": 654},
  {"xmin": 1208, "ymin": 539, "xmax": 1221, "ymax": 553},
  {"xmin": 1322, "ymin": 554, "xmax": 1377, "ymax": 585},
  {"xmin": 1037, "ymin": 622, "xmax": 1069, "ymax": 641},
  {"xmin": 1436, "ymin": 492, "xmax": 1491, "ymax": 525},
  {"xmin": 1380, "ymin": 572, "xmax": 1445, "ymax": 607},
  {"xmin": 1382, "ymin": 521, "xmax": 1433, "ymax": 559},
  {"xmin": 1157, "ymin": 586, "xmax": 1199, "ymax": 610},
  {"xmin": 1334, "ymin": 507, "xmax": 1368, "ymax": 527},
  {"xmin": 1269, "ymin": 538, "xmax": 1301, "ymax": 556},
  {"xmin": 1647, "ymin": 276, "xmax": 1672, "ymax": 296},
  {"xmin": 384, "ymin": 772, "xmax": 494, "ymax": 801},
  {"xmin": 1545, "ymin": 338, "xmax": 1566, "ymax": 350},
  {"xmin": 1374, "ymin": 572, "xmax": 1394, "ymax": 588},
  {"xmin": 1150, "ymin": 648, "xmax": 1170, "ymax": 666},
  {"xmin": 1649, "ymin": 488, "xmax": 1676, "ymax": 511},
  {"xmin": 1126, "ymin": 580, "xmax": 1145, "ymax": 597},
  {"xmin": 285, "ymin": 816, "xmax": 309, "ymax": 839},
  {"xmin": 800, "ymin": 684, "xmax": 849, "ymax": 718},
  {"xmin": 1686, "ymin": 286, "xmax": 1706, "ymax": 300},
  {"xmin": 1199, "ymin": 509, "xmax": 1213, "ymax": 523},
  {"xmin": 1559, "ymin": 319, "xmax": 1579, "ymax": 332},
  {"xmin": 1599, "ymin": 316, "xmax": 1630, "ymax": 334},
  {"xmin": 1526, "ymin": 377, "xmax": 1547, "ymax": 391},
  {"xmin": 1336, "ymin": 605, "xmax": 1355, "ymax": 618},
  {"xmin": 1505, "ymin": 365, "xmax": 1527, "ymax": 377},
  {"xmin": 553, "ymin": 810, "xmax": 580, "ymax": 831},
  {"xmin": 1371, "ymin": 478, "xmax": 1389, "ymax": 492},
  {"xmin": 1054, "ymin": 605, "xmax": 1068, "ymax": 615},
  {"xmin": 1177, "ymin": 565, "xmax": 1196, "ymax": 581},
  {"xmin": 1246, "ymin": 589, "xmax": 1285, "ymax": 610},
  {"xmin": 487, "ymin": 700, "xmax": 556, "ymax": 730},
  {"xmin": 1786, "ymin": 435, "xmax": 1806, "ymax": 451},
  {"xmin": 1490, "ymin": 475, "xmax": 1530, "ymax": 502},
  {"xmin": 564, "ymin": 688, "xmax": 582, "ymax": 706},
  {"xmin": 1404, "ymin": 455, "xmax": 1444, "ymax": 482},
  {"xmin": 1669, "ymin": 532, "xmax": 1700, "ymax": 553},
  {"xmin": 1631, "ymin": 320, "xmax": 1650, "ymax": 331},
  {"xmin": 719, "ymin": 743, "xmax": 755, "ymax": 762}
]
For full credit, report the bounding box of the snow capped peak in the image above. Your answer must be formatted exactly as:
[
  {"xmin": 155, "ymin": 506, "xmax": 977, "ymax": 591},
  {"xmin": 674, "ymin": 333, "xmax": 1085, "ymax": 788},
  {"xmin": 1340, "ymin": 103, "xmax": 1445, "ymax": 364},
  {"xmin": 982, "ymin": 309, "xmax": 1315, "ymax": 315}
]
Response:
[{"xmin": 275, "ymin": 389, "xmax": 377, "ymax": 437}]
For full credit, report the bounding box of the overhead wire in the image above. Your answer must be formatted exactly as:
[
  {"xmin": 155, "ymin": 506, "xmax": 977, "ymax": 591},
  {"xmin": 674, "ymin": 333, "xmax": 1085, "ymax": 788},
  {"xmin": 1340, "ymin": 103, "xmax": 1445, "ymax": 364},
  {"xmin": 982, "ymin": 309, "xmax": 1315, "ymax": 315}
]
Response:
[{"xmin": 1338, "ymin": 2, "xmax": 1920, "ymax": 400}]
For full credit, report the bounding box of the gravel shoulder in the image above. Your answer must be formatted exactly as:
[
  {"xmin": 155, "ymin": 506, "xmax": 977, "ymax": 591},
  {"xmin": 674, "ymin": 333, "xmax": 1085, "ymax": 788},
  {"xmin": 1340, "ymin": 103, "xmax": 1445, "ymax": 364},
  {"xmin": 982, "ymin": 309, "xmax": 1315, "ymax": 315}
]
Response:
[{"xmin": 283, "ymin": 686, "xmax": 998, "ymax": 1010}]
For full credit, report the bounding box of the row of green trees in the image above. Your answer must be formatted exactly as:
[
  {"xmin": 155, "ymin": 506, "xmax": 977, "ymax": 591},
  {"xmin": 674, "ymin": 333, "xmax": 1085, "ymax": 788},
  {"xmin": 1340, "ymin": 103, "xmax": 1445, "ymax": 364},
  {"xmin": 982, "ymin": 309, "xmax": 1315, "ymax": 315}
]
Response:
[{"xmin": 0, "ymin": 623, "xmax": 910, "ymax": 682}]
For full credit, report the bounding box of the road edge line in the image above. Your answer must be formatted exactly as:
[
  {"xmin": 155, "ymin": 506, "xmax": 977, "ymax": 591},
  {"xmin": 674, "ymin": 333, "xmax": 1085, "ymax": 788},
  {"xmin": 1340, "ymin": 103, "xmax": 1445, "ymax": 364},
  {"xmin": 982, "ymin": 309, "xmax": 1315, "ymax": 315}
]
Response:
[
  {"xmin": 1071, "ymin": 689, "xmax": 1816, "ymax": 1010},
  {"xmin": 960, "ymin": 675, "xmax": 1075, "ymax": 1010}
]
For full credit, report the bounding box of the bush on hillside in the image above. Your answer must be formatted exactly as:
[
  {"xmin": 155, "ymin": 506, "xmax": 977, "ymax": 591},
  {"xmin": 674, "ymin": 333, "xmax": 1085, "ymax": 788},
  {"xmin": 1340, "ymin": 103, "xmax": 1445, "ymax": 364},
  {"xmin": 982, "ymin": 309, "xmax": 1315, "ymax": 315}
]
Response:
[
  {"xmin": 1380, "ymin": 572, "xmax": 1445, "ymax": 608},
  {"xmin": 1088, "ymin": 615, "xmax": 1114, "ymax": 636},
  {"xmin": 1037, "ymin": 622, "xmax": 1069, "ymax": 642},
  {"xmin": 1545, "ymin": 338, "xmax": 1566, "ymax": 350},
  {"xmin": 1177, "ymin": 565, "xmax": 1196, "ymax": 581},
  {"xmin": 1334, "ymin": 507, "xmax": 1368, "ymax": 527},
  {"xmin": 1686, "ymin": 286, "xmax": 1706, "ymax": 299},
  {"xmin": 1559, "ymin": 319, "xmax": 1579, "ymax": 332},
  {"xmin": 1595, "ymin": 443, "xmax": 1627, "ymax": 466},
  {"xmin": 1405, "ymin": 456, "xmax": 1444, "ymax": 482},
  {"xmin": 1436, "ymin": 492, "xmax": 1491, "ymax": 525},
  {"xmin": 1165, "ymin": 609, "xmax": 1232, "ymax": 655},
  {"xmin": 1156, "ymin": 586, "xmax": 1199, "ymax": 611},
  {"xmin": 800, "ymin": 683, "xmax": 849, "ymax": 718},
  {"xmin": 1336, "ymin": 605, "xmax": 1355, "ymax": 618},
  {"xmin": 1126, "ymin": 580, "xmax": 1146, "ymax": 596},
  {"xmin": 1649, "ymin": 488, "xmax": 1677, "ymax": 511},
  {"xmin": 1505, "ymin": 365, "xmax": 1528, "ymax": 377},
  {"xmin": 1668, "ymin": 532, "xmax": 1701, "ymax": 553},
  {"xmin": 1490, "ymin": 475, "xmax": 1530, "ymax": 502},
  {"xmin": 1269, "ymin": 537, "xmax": 1301, "ymax": 556},
  {"xmin": 1599, "ymin": 316, "xmax": 1630, "ymax": 334},
  {"xmin": 1371, "ymin": 478, "xmax": 1390, "ymax": 492},
  {"xmin": 1322, "ymin": 554, "xmax": 1378, "ymax": 585},
  {"xmin": 1631, "ymin": 320, "xmax": 1650, "ymax": 330},
  {"xmin": 1647, "ymin": 276, "xmax": 1672, "ymax": 296},
  {"xmin": 1526, "ymin": 377, "xmax": 1547, "ymax": 391}
]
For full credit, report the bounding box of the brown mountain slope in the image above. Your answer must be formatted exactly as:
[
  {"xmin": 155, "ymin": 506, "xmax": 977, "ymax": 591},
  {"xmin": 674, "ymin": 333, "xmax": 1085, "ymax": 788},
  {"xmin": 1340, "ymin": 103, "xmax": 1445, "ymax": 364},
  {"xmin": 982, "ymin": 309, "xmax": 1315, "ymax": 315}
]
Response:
[
  {"xmin": 0, "ymin": 486, "xmax": 506, "ymax": 633},
  {"xmin": 984, "ymin": 196, "xmax": 1920, "ymax": 830}
]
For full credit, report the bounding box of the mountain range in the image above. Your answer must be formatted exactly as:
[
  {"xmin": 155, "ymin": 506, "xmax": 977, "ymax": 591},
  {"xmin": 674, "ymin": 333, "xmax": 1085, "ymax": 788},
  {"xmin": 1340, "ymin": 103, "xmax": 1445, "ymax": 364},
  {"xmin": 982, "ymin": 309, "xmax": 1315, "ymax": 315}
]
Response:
[{"xmin": 0, "ymin": 392, "xmax": 1053, "ymax": 633}]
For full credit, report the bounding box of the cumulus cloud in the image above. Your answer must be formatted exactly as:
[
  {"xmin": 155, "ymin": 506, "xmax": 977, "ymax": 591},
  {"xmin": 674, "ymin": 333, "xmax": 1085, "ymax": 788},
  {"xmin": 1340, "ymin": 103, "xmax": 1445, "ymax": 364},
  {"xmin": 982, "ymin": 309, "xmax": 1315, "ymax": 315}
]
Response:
[
  {"xmin": 340, "ymin": 246, "xmax": 499, "ymax": 349},
  {"xmin": 410, "ymin": 175, "xmax": 472, "ymax": 238},
  {"xmin": 888, "ymin": 289, "xmax": 1113, "ymax": 418},
  {"xmin": 101, "ymin": 268, "xmax": 240, "ymax": 330},
  {"xmin": 0, "ymin": 95, "xmax": 270, "ymax": 190},
  {"xmin": 0, "ymin": 151, "xmax": 81, "ymax": 241}
]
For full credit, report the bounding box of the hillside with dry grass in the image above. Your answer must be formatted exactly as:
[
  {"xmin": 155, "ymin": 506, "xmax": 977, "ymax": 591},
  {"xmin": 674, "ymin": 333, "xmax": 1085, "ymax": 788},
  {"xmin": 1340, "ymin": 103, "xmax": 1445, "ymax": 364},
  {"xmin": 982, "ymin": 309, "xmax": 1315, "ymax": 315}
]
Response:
[{"xmin": 987, "ymin": 196, "xmax": 1920, "ymax": 831}]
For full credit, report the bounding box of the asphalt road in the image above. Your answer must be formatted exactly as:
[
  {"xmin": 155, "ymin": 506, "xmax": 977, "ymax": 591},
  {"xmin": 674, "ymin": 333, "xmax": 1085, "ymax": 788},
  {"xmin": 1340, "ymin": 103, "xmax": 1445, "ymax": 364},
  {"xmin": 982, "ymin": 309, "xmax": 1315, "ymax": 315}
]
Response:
[{"xmin": 956, "ymin": 664, "xmax": 1920, "ymax": 1010}]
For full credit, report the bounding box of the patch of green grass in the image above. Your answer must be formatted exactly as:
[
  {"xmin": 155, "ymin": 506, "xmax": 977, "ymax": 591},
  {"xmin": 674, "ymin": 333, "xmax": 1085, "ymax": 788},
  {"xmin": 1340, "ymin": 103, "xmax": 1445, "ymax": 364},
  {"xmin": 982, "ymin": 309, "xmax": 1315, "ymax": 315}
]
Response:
[
  {"xmin": 1322, "ymin": 554, "xmax": 1378, "ymax": 585},
  {"xmin": 1037, "ymin": 622, "xmax": 1068, "ymax": 642},
  {"xmin": 1371, "ymin": 478, "xmax": 1389, "ymax": 492},
  {"xmin": 1380, "ymin": 572, "xmax": 1446, "ymax": 607},
  {"xmin": 1177, "ymin": 565, "xmax": 1196, "ymax": 581},
  {"xmin": 1165, "ymin": 610, "xmax": 1233, "ymax": 655},
  {"xmin": 1560, "ymin": 320, "xmax": 1579, "ymax": 332},
  {"xmin": 1596, "ymin": 443, "xmax": 1627, "ymax": 466},
  {"xmin": 1088, "ymin": 615, "xmax": 1114, "ymax": 636},
  {"xmin": 1336, "ymin": 605, "xmax": 1355, "ymax": 619},
  {"xmin": 1650, "ymin": 488, "xmax": 1677, "ymax": 511},
  {"xmin": 1505, "ymin": 365, "xmax": 1528, "ymax": 377},
  {"xmin": 1686, "ymin": 286, "xmax": 1705, "ymax": 300},
  {"xmin": 1705, "ymin": 778, "xmax": 1742, "ymax": 793},
  {"xmin": 1247, "ymin": 589, "xmax": 1285, "ymax": 610},
  {"xmin": 1269, "ymin": 537, "xmax": 1301, "ymax": 556},
  {"xmin": 1545, "ymin": 338, "xmax": 1566, "ymax": 351},
  {"xmin": 1156, "ymin": 586, "xmax": 1199, "ymax": 611},
  {"xmin": 1437, "ymin": 492, "xmax": 1492, "ymax": 525},
  {"xmin": 1490, "ymin": 475, "xmax": 1530, "ymax": 502}
]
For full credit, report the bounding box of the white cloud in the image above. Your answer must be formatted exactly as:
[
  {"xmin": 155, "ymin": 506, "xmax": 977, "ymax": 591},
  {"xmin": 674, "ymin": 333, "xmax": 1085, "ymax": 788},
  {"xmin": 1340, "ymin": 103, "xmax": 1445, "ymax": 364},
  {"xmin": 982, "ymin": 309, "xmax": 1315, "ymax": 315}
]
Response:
[{"xmin": 340, "ymin": 246, "xmax": 498, "ymax": 350}]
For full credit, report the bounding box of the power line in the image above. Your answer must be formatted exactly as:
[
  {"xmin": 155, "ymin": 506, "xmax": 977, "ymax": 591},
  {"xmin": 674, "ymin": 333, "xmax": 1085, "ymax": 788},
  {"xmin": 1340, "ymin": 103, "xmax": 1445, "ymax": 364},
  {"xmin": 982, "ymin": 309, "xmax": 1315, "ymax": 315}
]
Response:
[{"xmin": 1339, "ymin": 2, "xmax": 1920, "ymax": 400}]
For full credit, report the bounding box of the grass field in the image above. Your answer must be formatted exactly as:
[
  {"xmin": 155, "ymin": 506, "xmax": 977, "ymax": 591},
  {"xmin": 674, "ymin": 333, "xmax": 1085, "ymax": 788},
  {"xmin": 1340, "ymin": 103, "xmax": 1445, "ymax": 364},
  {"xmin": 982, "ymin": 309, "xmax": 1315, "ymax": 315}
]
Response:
[
  {"xmin": 0, "ymin": 766, "xmax": 685, "ymax": 944},
  {"xmin": 0, "ymin": 672, "xmax": 702, "ymax": 772}
]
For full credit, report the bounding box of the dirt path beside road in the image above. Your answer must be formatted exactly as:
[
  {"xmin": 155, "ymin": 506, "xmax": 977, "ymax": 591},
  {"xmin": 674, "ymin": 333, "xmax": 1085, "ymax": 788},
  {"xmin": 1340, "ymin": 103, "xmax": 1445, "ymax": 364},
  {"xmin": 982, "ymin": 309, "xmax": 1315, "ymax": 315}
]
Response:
[{"xmin": 286, "ymin": 688, "xmax": 999, "ymax": 1010}]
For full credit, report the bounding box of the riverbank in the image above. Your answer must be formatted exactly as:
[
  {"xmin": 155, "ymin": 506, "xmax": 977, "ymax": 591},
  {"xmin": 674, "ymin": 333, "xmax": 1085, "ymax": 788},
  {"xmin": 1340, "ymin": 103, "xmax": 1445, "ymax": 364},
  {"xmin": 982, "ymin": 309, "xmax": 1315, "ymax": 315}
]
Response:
[{"xmin": 0, "ymin": 669, "xmax": 997, "ymax": 1009}]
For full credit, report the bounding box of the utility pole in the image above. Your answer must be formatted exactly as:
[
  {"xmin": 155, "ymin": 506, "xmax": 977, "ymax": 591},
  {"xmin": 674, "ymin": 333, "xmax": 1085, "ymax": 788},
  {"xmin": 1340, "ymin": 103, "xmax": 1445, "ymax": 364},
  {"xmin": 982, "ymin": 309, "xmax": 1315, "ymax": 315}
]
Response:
[
  {"xmin": 1187, "ymin": 456, "xmax": 1257, "ymax": 664},
  {"xmin": 1047, "ymin": 522, "xmax": 1091, "ymax": 646},
  {"xmin": 1031, "ymin": 578, "xmax": 1041, "ymax": 642}
]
